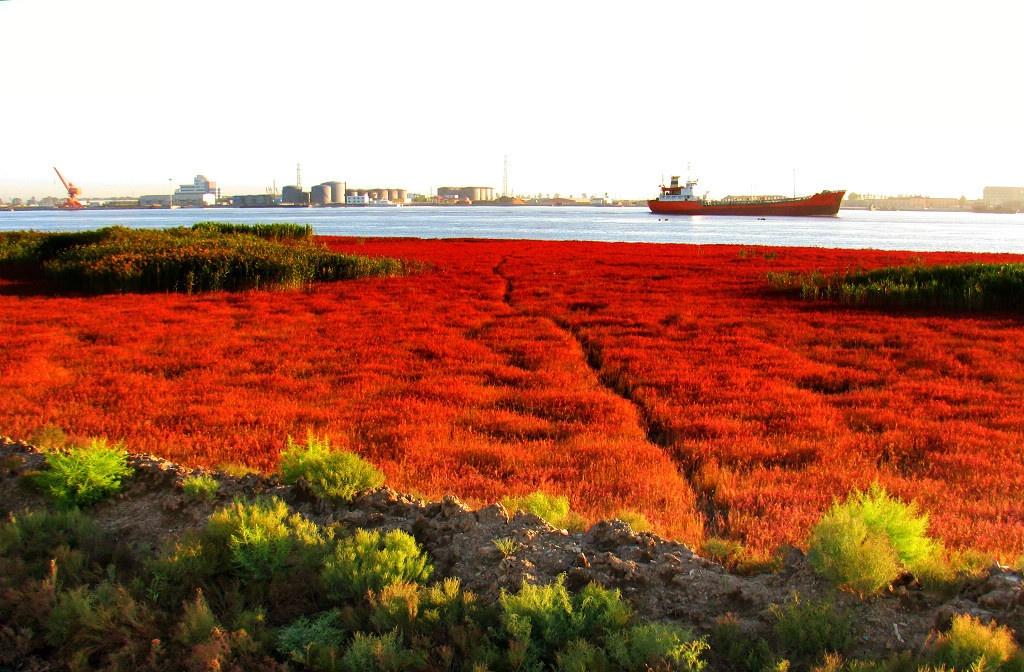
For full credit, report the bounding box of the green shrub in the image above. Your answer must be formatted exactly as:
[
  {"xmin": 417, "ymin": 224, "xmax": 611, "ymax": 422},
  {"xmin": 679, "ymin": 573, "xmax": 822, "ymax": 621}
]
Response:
[
  {"xmin": 182, "ymin": 474, "xmax": 220, "ymax": 500},
  {"xmin": 0, "ymin": 508, "xmax": 110, "ymax": 586},
  {"xmin": 771, "ymin": 594, "xmax": 853, "ymax": 661},
  {"xmin": 176, "ymin": 589, "xmax": 219, "ymax": 646},
  {"xmin": 501, "ymin": 491, "xmax": 586, "ymax": 532},
  {"xmin": 45, "ymin": 581, "xmax": 159, "ymax": 666},
  {"xmin": 205, "ymin": 498, "xmax": 329, "ymax": 581},
  {"xmin": 606, "ymin": 623, "xmax": 708, "ymax": 671},
  {"xmin": 499, "ymin": 577, "xmax": 687, "ymax": 668},
  {"xmin": 279, "ymin": 433, "xmax": 385, "ymax": 501},
  {"xmin": 322, "ymin": 528, "xmax": 433, "ymax": 601},
  {"xmin": 808, "ymin": 484, "xmax": 940, "ymax": 595},
  {"xmin": 928, "ymin": 614, "xmax": 1019, "ymax": 670},
  {"xmin": 711, "ymin": 614, "xmax": 775, "ymax": 672},
  {"xmin": 30, "ymin": 438, "xmax": 133, "ymax": 508},
  {"xmin": 557, "ymin": 639, "xmax": 610, "ymax": 671},
  {"xmin": 278, "ymin": 610, "xmax": 347, "ymax": 672},
  {"xmin": 341, "ymin": 631, "xmax": 424, "ymax": 672},
  {"xmin": 493, "ymin": 536, "xmax": 521, "ymax": 558}
]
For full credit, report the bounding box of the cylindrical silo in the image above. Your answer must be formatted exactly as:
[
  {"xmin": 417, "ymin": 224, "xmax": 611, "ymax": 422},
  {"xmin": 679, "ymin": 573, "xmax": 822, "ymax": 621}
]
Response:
[
  {"xmin": 395, "ymin": 189, "xmax": 407, "ymax": 203},
  {"xmin": 324, "ymin": 181, "xmax": 345, "ymax": 204},
  {"xmin": 311, "ymin": 184, "xmax": 330, "ymax": 205}
]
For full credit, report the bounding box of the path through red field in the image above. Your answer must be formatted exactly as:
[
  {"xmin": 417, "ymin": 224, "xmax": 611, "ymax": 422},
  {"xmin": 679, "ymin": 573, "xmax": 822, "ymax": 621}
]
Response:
[{"xmin": 2, "ymin": 238, "xmax": 1022, "ymax": 557}]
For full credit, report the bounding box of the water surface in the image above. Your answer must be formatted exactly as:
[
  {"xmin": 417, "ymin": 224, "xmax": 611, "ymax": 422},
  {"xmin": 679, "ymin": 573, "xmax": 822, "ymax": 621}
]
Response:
[{"xmin": 2, "ymin": 206, "xmax": 1023, "ymax": 253}]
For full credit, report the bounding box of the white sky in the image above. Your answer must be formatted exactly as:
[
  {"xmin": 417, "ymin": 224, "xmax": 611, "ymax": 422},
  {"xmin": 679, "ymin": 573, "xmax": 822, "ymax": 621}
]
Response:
[{"xmin": 0, "ymin": 0, "xmax": 1021, "ymax": 200}]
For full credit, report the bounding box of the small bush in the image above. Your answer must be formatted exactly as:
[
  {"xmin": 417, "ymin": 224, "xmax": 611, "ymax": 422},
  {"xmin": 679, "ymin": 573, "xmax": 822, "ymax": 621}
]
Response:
[
  {"xmin": 341, "ymin": 631, "xmax": 424, "ymax": 672},
  {"xmin": 278, "ymin": 610, "xmax": 347, "ymax": 672},
  {"xmin": 45, "ymin": 581, "xmax": 159, "ymax": 667},
  {"xmin": 711, "ymin": 614, "xmax": 775, "ymax": 672},
  {"xmin": 606, "ymin": 623, "xmax": 708, "ymax": 671},
  {"xmin": 928, "ymin": 614, "xmax": 1019, "ymax": 670},
  {"xmin": 205, "ymin": 498, "xmax": 328, "ymax": 581},
  {"xmin": 322, "ymin": 528, "xmax": 433, "ymax": 601},
  {"xmin": 499, "ymin": 577, "xmax": 688, "ymax": 668},
  {"xmin": 0, "ymin": 508, "xmax": 111, "ymax": 587},
  {"xmin": 771, "ymin": 594, "xmax": 853, "ymax": 661},
  {"xmin": 808, "ymin": 484, "xmax": 940, "ymax": 595},
  {"xmin": 30, "ymin": 438, "xmax": 133, "ymax": 508},
  {"xmin": 176, "ymin": 590, "xmax": 219, "ymax": 646},
  {"xmin": 182, "ymin": 474, "xmax": 220, "ymax": 500},
  {"xmin": 279, "ymin": 433, "xmax": 385, "ymax": 501},
  {"xmin": 493, "ymin": 536, "xmax": 521, "ymax": 558},
  {"xmin": 501, "ymin": 491, "xmax": 586, "ymax": 532}
]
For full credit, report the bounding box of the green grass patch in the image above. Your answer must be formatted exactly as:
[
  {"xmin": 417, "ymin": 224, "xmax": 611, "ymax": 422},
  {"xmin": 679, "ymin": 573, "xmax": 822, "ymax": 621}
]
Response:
[
  {"xmin": 807, "ymin": 483, "xmax": 940, "ymax": 595},
  {"xmin": 501, "ymin": 491, "xmax": 587, "ymax": 532},
  {"xmin": 0, "ymin": 223, "xmax": 410, "ymax": 293},
  {"xmin": 29, "ymin": 438, "xmax": 133, "ymax": 508},
  {"xmin": 278, "ymin": 433, "xmax": 385, "ymax": 501},
  {"xmin": 182, "ymin": 474, "xmax": 220, "ymax": 501},
  {"xmin": 768, "ymin": 263, "xmax": 1024, "ymax": 311}
]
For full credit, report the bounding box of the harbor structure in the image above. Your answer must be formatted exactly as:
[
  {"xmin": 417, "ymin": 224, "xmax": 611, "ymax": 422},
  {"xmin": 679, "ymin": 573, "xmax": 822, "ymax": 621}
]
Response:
[{"xmin": 437, "ymin": 186, "xmax": 495, "ymax": 203}]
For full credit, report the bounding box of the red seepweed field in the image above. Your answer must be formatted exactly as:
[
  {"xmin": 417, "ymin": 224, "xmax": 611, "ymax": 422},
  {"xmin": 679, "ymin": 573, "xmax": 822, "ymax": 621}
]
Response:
[{"xmin": 2, "ymin": 236, "xmax": 1023, "ymax": 558}]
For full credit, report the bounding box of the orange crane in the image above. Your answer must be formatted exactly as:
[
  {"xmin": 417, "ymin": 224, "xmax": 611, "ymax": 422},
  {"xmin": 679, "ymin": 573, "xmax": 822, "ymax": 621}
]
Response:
[{"xmin": 53, "ymin": 166, "xmax": 83, "ymax": 209}]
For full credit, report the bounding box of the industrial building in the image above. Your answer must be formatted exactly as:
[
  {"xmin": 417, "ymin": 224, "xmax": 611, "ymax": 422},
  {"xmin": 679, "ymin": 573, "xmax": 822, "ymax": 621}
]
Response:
[
  {"xmin": 345, "ymin": 187, "xmax": 407, "ymax": 204},
  {"xmin": 231, "ymin": 194, "xmax": 276, "ymax": 207},
  {"xmin": 140, "ymin": 174, "xmax": 219, "ymax": 207},
  {"xmin": 437, "ymin": 186, "xmax": 494, "ymax": 203},
  {"xmin": 983, "ymin": 186, "xmax": 1024, "ymax": 206}
]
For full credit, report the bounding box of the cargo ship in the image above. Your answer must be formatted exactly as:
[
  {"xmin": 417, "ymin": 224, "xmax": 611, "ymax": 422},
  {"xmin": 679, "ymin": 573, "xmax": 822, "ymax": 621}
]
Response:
[{"xmin": 649, "ymin": 177, "xmax": 845, "ymax": 216}]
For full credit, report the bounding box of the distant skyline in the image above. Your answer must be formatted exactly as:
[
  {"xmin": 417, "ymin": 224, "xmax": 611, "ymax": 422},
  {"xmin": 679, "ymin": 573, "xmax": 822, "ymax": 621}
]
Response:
[{"xmin": 1, "ymin": 0, "xmax": 1021, "ymax": 200}]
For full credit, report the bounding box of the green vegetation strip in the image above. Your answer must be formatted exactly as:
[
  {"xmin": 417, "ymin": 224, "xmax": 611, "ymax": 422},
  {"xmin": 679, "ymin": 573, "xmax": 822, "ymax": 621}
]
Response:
[
  {"xmin": 5, "ymin": 437, "xmax": 1024, "ymax": 670},
  {"xmin": 0, "ymin": 223, "xmax": 411, "ymax": 293},
  {"xmin": 767, "ymin": 263, "xmax": 1024, "ymax": 310}
]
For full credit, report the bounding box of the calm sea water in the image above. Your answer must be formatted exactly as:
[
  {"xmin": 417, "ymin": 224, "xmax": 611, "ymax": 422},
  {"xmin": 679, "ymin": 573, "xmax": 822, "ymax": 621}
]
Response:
[{"xmin": 2, "ymin": 206, "xmax": 1024, "ymax": 253}]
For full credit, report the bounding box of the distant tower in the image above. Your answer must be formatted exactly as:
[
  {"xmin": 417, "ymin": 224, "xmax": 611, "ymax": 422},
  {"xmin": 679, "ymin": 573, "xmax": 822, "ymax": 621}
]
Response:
[
  {"xmin": 503, "ymin": 155, "xmax": 509, "ymax": 198},
  {"xmin": 296, "ymin": 163, "xmax": 302, "ymax": 190}
]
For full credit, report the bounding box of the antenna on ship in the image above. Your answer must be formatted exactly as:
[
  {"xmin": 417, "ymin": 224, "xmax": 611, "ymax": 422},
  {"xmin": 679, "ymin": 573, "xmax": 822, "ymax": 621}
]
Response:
[
  {"xmin": 503, "ymin": 155, "xmax": 509, "ymax": 198},
  {"xmin": 792, "ymin": 168, "xmax": 796, "ymax": 198}
]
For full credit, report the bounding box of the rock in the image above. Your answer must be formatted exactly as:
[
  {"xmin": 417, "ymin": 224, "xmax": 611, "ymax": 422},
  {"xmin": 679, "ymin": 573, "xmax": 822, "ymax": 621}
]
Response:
[
  {"xmin": 979, "ymin": 590, "xmax": 1017, "ymax": 610},
  {"xmin": 441, "ymin": 494, "xmax": 470, "ymax": 516},
  {"xmin": 476, "ymin": 503, "xmax": 510, "ymax": 526}
]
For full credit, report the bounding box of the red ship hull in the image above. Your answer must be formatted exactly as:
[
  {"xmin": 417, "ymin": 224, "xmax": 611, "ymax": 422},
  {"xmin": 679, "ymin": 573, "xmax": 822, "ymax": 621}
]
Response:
[{"xmin": 648, "ymin": 189, "xmax": 845, "ymax": 216}]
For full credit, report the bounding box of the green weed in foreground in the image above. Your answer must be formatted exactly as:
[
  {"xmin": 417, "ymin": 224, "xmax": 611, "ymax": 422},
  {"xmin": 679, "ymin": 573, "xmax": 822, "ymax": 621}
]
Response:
[
  {"xmin": 30, "ymin": 438, "xmax": 133, "ymax": 508},
  {"xmin": 322, "ymin": 528, "xmax": 433, "ymax": 601},
  {"xmin": 204, "ymin": 498, "xmax": 329, "ymax": 581},
  {"xmin": 927, "ymin": 614, "xmax": 1022, "ymax": 671},
  {"xmin": 500, "ymin": 576, "xmax": 707, "ymax": 670},
  {"xmin": 502, "ymin": 491, "xmax": 587, "ymax": 532},
  {"xmin": 770, "ymin": 594, "xmax": 853, "ymax": 662},
  {"xmin": 278, "ymin": 433, "xmax": 384, "ymax": 501},
  {"xmin": 808, "ymin": 483, "xmax": 940, "ymax": 595},
  {"xmin": 182, "ymin": 474, "xmax": 220, "ymax": 500},
  {"xmin": 768, "ymin": 263, "xmax": 1024, "ymax": 311}
]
